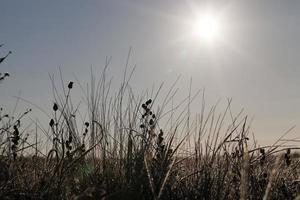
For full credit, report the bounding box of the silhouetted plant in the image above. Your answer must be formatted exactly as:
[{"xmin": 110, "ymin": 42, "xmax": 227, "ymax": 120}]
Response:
[
  {"xmin": 0, "ymin": 44, "xmax": 11, "ymax": 82},
  {"xmin": 0, "ymin": 62, "xmax": 299, "ymax": 200}
]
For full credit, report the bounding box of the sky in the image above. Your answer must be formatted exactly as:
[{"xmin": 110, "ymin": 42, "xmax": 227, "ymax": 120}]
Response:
[{"xmin": 0, "ymin": 0, "xmax": 299, "ymax": 145}]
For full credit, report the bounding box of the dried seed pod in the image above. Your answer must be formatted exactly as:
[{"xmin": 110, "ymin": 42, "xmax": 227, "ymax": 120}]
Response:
[
  {"xmin": 142, "ymin": 104, "xmax": 146, "ymax": 109},
  {"xmin": 149, "ymin": 119, "xmax": 154, "ymax": 126},
  {"xmin": 146, "ymin": 99, "xmax": 152, "ymax": 105},
  {"xmin": 53, "ymin": 103, "xmax": 58, "ymax": 111},
  {"xmin": 49, "ymin": 119, "xmax": 55, "ymax": 127},
  {"xmin": 13, "ymin": 125, "xmax": 19, "ymax": 136},
  {"xmin": 68, "ymin": 81, "xmax": 74, "ymax": 89},
  {"xmin": 159, "ymin": 129, "xmax": 163, "ymax": 137},
  {"xmin": 140, "ymin": 124, "xmax": 145, "ymax": 129}
]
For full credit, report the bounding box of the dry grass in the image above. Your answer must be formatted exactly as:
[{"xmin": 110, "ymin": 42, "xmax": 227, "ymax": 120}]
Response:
[{"xmin": 0, "ymin": 54, "xmax": 299, "ymax": 199}]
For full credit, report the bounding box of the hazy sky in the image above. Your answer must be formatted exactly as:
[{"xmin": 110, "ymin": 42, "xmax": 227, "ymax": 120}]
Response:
[{"xmin": 1, "ymin": 0, "xmax": 299, "ymax": 144}]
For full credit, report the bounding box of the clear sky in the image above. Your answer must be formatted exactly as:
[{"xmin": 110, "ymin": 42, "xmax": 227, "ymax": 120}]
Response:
[{"xmin": 0, "ymin": 0, "xmax": 299, "ymax": 144}]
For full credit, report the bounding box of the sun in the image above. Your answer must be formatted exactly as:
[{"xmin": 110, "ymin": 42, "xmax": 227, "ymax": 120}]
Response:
[{"xmin": 193, "ymin": 13, "xmax": 221, "ymax": 42}]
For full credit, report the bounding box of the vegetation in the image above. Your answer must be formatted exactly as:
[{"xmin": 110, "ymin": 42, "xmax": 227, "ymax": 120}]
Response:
[
  {"xmin": 0, "ymin": 51, "xmax": 299, "ymax": 200},
  {"xmin": 0, "ymin": 44, "xmax": 11, "ymax": 82}
]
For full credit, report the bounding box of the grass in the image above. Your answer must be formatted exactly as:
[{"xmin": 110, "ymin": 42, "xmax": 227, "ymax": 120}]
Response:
[{"xmin": 0, "ymin": 55, "xmax": 299, "ymax": 199}]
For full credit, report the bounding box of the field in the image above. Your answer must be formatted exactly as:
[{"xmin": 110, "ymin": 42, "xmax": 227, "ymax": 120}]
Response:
[
  {"xmin": 1, "ymin": 1, "xmax": 300, "ymax": 199},
  {"xmin": 0, "ymin": 63, "xmax": 299, "ymax": 200},
  {"xmin": 0, "ymin": 47, "xmax": 300, "ymax": 200}
]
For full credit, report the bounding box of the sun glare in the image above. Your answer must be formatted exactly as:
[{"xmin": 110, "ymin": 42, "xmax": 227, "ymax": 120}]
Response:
[{"xmin": 193, "ymin": 13, "xmax": 221, "ymax": 42}]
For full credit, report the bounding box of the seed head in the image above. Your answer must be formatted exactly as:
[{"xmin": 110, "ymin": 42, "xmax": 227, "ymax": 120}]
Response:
[
  {"xmin": 149, "ymin": 119, "xmax": 154, "ymax": 126},
  {"xmin": 146, "ymin": 99, "xmax": 152, "ymax": 105},
  {"xmin": 159, "ymin": 129, "xmax": 163, "ymax": 137},
  {"xmin": 49, "ymin": 119, "xmax": 55, "ymax": 127},
  {"xmin": 53, "ymin": 103, "xmax": 58, "ymax": 111},
  {"xmin": 140, "ymin": 124, "xmax": 145, "ymax": 129},
  {"xmin": 68, "ymin": 81, "xmax": 74, "ymax": 89}
]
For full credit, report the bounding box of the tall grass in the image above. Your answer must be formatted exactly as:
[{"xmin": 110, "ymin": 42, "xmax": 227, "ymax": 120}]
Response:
[{"xmin": 0, "ymin": 59, "xmax": 299, "ymax": 199}]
